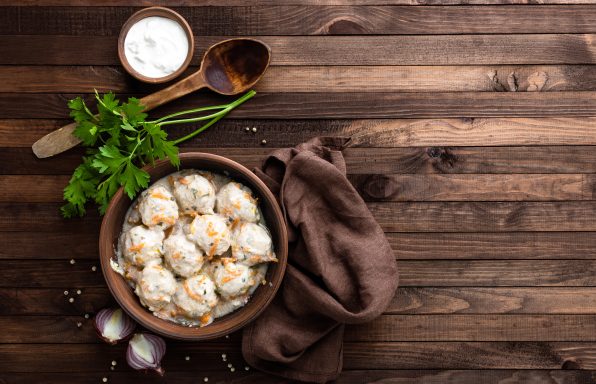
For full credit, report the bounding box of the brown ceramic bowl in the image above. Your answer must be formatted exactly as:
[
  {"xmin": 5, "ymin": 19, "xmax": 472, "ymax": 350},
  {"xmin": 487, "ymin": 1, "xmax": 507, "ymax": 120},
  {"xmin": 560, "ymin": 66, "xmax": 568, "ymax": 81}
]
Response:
[
  {"xmin": 118, "ymin": 7, "xmax": 194, "ymax": 83},
  {"xmin": 99, "ymin": 153, "xmax": 288, "ymax": 340}
]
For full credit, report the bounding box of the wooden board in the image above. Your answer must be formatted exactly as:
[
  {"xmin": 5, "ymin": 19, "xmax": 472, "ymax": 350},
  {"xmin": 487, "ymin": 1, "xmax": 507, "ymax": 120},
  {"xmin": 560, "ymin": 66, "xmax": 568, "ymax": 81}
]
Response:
[{"xmin": 1, "ymin": 2, "xmax": 596, "ymax": 383}]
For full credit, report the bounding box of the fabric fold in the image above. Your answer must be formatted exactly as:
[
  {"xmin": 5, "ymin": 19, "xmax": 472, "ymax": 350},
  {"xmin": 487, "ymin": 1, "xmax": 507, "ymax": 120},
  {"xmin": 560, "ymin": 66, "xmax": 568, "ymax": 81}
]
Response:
[{"xmin": 242, "ymin": 137, "xmax": 398, "ymax": 383}]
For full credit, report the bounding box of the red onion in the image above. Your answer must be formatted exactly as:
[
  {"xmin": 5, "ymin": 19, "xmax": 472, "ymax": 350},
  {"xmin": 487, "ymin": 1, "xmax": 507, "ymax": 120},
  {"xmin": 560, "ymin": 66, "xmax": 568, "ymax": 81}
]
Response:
[
  {"xmin": 94, "ymin": 308, "xmax": 136, "ymax": 345},
  {"xmin": 126, "ymin": 333, "xmax": 166, "ymax": 376}
]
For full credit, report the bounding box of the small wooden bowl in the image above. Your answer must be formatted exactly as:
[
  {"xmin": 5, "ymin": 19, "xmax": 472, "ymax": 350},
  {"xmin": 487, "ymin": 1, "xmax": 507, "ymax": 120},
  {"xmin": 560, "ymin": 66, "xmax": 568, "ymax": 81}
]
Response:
[
  {"xmin": 118, "ymin": 7, "xmax": 195, "ymax": 84},
  {"xmin": 99, "ymin": 153, "xmax": 288, "ymax": 340}
]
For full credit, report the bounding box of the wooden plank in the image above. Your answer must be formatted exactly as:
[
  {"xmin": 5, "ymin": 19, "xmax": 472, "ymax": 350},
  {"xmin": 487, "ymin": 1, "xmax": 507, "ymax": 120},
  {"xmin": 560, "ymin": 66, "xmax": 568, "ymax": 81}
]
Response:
[
  {"xmin": 0, "ymin": 203, "xmax": 100, "ymax": 232},
  {"xmin": 5, "ymin": 231, "xmax": 596, "ymax": 260},
  {"xmin": 4, "ymin": 6, "xmax": 596, "ymax": 36},
  {"xmin": 398, "ymin": 260, "xmax": 596, "ymax": 286},
  {"xmin": 4, "ymin": 287, "xmax": 595, "ymax": 315},
  {"xmin": 0, "ymin": 343, "xmax": 241, "ymax": 373},
  {"xmin": 345, "ymin": 314, "xmax": 596, "ymax": 341},
  {"xmin": 4, "ymin": 230, "xmax": 596, "ymax": 261},
  {"xmin": 0, "ymin": 231, "xmax": 98, "ymax": 259},
  {"xmin": 8, "ymin": 146, "xmax": 596, "ymax": 175},
  {"xmin": 3, "ymin": 314, "xmax": 596, "ymax": 343},
  {"xmin": 390, "ymin": 232, "xmax": 596, "ymax": 259},
  {"xmin": 0, "ymin": 371, "xmax": 594, "ymax": 384},
  {"xmin": 3, "ymin": 35, "xmax": 596, "ymax": 65},
  {"xmin": 5, "ymin": 65, "xmax": 596, "ymax": 93},
  {"xmin": 4, "ymin": 0, "xmax": 596, "ymax": 6},
  {"xmin": 369, "ymin": 201, "xmax": 596, "ymax": 232},
  {"xmin": 7, "ymin": 174, "xmax": 596, "ymax": 203},
  {"xmin": 2, "ymin": 342, "xmax": 596, "ymax": 371},
  {"xmin": 0, "ymin": 288, "xmax": 111, "ymax": 315},
  {"xmin": 350, "ymin": 174, "xmax": 596, "ymax": 202},
  {"xmin": 390, "ymin": 287, "xmax": 596, "ymax": 314},
  {"xmin": 0, "ymin": 372, "xmax": 277, "ymax": 384},
  {"xmin": 4, "ymin": 371, "xmax": 589, "ymax": 384},
  {"xmin": 2, "ymin": 259, "xmax": 594, "ymax": 287},
  {"xmin": 343, "ymin": 342, "xmax": 596, "ymax": 369},
  {"xmin": 5, "ymin": 118, "xmax": 596, "ymax": 148},
  {"xmin": 4, "ymin": 92, "xmax": 596, "ymax": 119},
  {"xmin": 5, "ymin": 201, "xmax": 596, "ymax": 233},
  {"xmin": 0, "ymin": 260, "xmax": 104, "ymax": 287}
]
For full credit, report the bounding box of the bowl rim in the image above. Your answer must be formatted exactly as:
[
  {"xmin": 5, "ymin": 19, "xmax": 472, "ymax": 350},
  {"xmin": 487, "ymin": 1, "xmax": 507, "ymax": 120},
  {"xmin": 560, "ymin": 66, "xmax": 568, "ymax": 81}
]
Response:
[
  {"xmin": 99, "ymin": 152, "xmax": 288, "ymax": 340},
  {"xmin": 117, "ymin": 6, "xmax": 195, "ymax": 84}
]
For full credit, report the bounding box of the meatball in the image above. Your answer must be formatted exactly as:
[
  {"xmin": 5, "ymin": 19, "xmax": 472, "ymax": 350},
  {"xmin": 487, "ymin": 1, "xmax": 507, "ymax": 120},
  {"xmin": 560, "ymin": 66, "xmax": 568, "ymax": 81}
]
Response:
[
  {"xmin": 232, "ymin": 222, "xmax": 277, "ymax": 266},
  {"xmin": 187, "ymin": 214, "xmax": 231, "ymax": 258},
  {"xmin": 138, "ymin": 186, "xmax": 179, "ymax": 228},
  {"xmin": 216, "ymin": 182, "xmax": 260, "ymax": 223},
  {"xmin": 172, "ymin": 173, "xmax": 216, "ymax": 215},
  {"xmin": 173, "ymin": 274, "xmax": 218, "ymax": 318},
  {"xmin": 136, "ymin": 264, "xmax": 177, "ymax": 311},
  {"xmin": 163, "ymin": 233, "xmax": 204, "ymax": 277},
  {"xmin": 197, "ymin": 170, "xmax": 231, "ymax": 192},
  {"xmin": 122, "ymin": 225, "xmax": 165, "ymax": 267},
  {"xmin": 212, "ymin": 260, "xmax": 253, "ymax": 299}
]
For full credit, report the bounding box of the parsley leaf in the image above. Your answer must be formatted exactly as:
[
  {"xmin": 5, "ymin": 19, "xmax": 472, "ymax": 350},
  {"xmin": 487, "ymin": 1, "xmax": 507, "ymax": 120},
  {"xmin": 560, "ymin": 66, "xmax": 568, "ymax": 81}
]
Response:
[{"xmin": 61, "ymin": 90, "xmax": 256, "ymax": 218}]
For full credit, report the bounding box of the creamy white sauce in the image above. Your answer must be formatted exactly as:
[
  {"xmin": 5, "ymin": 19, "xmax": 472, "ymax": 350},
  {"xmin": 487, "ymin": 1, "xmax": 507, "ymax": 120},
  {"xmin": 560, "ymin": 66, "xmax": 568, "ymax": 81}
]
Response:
[
  {"xmin": 113, "ymin": 170, "xmax": 275, "ymax": 328},
  {"xmin": 124, "ymin": 16, "xmax": 189, "ymax": 78}
]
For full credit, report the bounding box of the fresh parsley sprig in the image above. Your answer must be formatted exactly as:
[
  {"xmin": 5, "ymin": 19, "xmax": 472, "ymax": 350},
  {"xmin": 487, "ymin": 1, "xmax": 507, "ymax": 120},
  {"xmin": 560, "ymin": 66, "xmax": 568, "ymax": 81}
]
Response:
[{"xmin": 61, "ymin": 89, "xmax": 256, "ymax": 218}]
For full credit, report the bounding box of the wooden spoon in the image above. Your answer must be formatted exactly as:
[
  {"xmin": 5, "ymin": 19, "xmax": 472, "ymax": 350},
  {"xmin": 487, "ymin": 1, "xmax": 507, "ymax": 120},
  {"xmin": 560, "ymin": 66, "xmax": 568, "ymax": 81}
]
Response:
[{"xmin": 32, "ymin": 38, "xmax": 271, "ymax": 158}]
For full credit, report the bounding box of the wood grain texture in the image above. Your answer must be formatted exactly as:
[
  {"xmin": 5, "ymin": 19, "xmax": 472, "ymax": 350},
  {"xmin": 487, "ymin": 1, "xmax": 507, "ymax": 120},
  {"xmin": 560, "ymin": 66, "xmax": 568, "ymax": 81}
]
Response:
[
  {"xmin": 7, "ymin": 201, "xmax": 596, "ymax": 232},
  {"xmin": 343, "ymin": 342, "xmax": 596, "ymax": 369},
  {"xmin": 345, "ymin": 314, "xmax": 596, "ymax": 341},
  {"xmin": 8, "ymin": 173, "xmax": 596, "ymax": 203},
  {"xmin": 4, "ymin": 3, "xmax": 596, "ymax": 382},
  {"xmin": 389, "ymin": 287, "xmax": 596, "ymax": 314},
  {"xmin": 6, "ymin": 201, "xmax": 596, "ymax": 232},
  {"xmin": 2, "ymin": 259, "xmax": 594, "ymax": 287},
  {"xmin": 5, "ymin": 65, "xmax": 596, "ymax": 93},
  {"xmin": 5, "ymin": 231, "xmax": 596, "ymax": 261},
  {"xmin": 4, "ymin": 6, "xmax": 596, "ymax": 36},
  {"xmin": 3, "ymin": 314, "xmax": 596, "ymax": 343},
  {"xmin": 3, "ymin": 287, "xmax": 595, "ymax": 315},
  {"xmin": 4, "ymin": 92, "xmax": 596, "ymax": 119},
  {"xmin": 391, "ymin": 232, "xmax": 596, "ymax": 259},
  {"xmin": 8, "ymin": 146, "xmax": 596, "ymax": 175},
  {"xmin": 351, "ymin": 174, "xmax": 596, "ymax": 201},
  {"xmin": 2, "ymin": 342, "xmax": 596, "ymax": 371},
  {"xmin": 0, "ymin": 288, "xmax": 112, "ymax": 315},
  {"xmin": 4, "ymin": 1, "xmax": 596, "ymax": 7},
  {"xmin": 3, "ymin": 35, "xmax": 596, "ymax": 65},
  {"xmin": 0, "ymin": 231, "xmax": 98, "ymax": 259},
  {"xmin": 3, "ymin": 371, "xmax": 591, "ymax": 384},
  {"xmin": 6, "ymin": 118, "xmax": 596, "ymax": 148},
  {"xmin": 370, "ymin": 201, "xmax": 596, "ymax": 232}
]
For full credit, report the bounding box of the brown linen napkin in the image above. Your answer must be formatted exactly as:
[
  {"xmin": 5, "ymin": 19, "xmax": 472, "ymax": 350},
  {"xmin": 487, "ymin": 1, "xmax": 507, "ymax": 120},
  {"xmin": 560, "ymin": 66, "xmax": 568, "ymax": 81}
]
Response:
[{"xmin": 242, "ymin": 137, "xmax": 399, "ymax": 383}]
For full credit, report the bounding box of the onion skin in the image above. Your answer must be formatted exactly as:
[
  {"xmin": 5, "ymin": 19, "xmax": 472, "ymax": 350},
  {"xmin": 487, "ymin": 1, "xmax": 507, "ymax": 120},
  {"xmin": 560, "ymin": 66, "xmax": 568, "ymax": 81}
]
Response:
[
  {"xmin": 94, "ymin": 308, "xmax": 136, "ymax": 345},
  {"xmin": 126, "ymin": 333, "xmax": 166, "ymax": 376}
]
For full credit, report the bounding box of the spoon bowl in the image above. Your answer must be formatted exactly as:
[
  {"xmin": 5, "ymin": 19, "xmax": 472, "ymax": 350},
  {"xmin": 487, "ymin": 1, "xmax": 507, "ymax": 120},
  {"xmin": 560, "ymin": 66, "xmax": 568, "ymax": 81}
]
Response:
[
  {"xmin": 202, "ymin": 38, "xmax": 271, "ymax": 95},
  {"xmin": 32, "ymin": 37, "xmax": 271, "ymax": 159}
]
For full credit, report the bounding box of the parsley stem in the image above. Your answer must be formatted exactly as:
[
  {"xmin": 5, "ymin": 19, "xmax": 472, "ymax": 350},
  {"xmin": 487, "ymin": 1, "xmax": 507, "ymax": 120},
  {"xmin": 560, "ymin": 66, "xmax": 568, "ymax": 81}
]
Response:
[
  {"xmin": 150, "ymin": 105, "xmax": 228, "ymax": 124},
  {"xmin": 157, "ymin": 108, "xmax": 229, "ymax": 127},
  {"xmin": 171, "ymin": 90, "xmax": 256, "ymax": 145}
]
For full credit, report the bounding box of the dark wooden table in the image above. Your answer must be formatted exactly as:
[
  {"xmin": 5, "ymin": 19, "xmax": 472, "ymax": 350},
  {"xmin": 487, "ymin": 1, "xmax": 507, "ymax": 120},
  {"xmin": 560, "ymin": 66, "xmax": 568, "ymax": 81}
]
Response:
[{"xmin": 2, "ymin": 1, "xmax": 596, "ymax": 383}]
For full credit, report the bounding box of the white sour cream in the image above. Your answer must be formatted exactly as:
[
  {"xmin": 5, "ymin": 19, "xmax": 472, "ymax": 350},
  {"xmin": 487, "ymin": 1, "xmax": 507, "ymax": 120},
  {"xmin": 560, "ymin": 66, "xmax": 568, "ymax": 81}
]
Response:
[{"xmin": 124, "ymin": 16, "xmax": 189, "ymax": 79}]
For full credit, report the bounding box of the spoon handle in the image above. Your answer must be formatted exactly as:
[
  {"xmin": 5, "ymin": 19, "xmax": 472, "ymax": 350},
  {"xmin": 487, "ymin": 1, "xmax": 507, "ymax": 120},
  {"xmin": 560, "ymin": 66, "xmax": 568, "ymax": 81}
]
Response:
[
  {"xmin": 32, "ymin": 71, "xmax": 207, "ymax": 159},
  {"xmin": 140, "ymin": 71, "xmax": 206, "ymax": 111}
]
